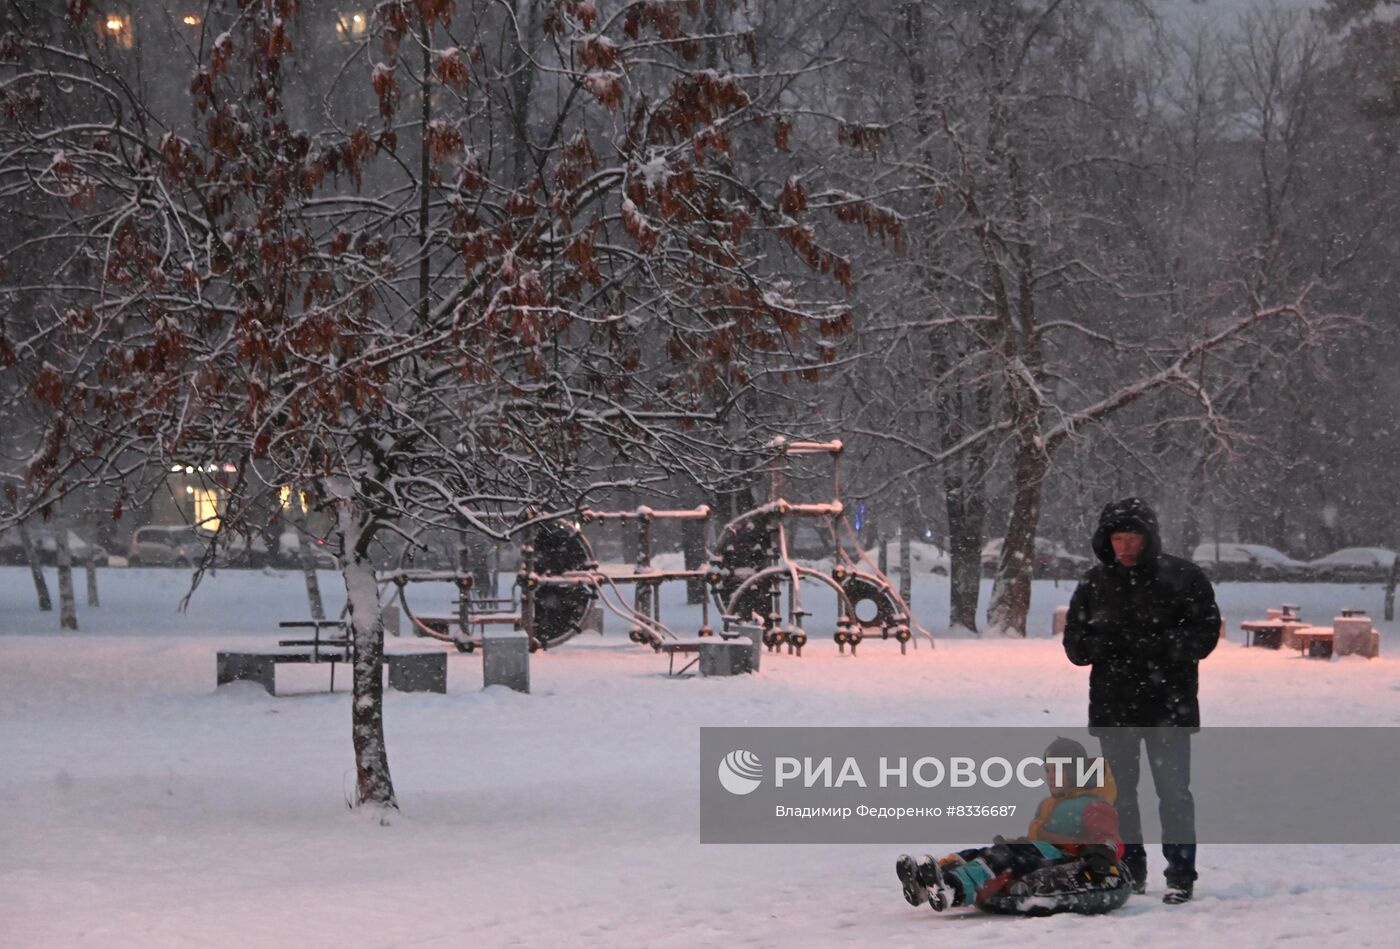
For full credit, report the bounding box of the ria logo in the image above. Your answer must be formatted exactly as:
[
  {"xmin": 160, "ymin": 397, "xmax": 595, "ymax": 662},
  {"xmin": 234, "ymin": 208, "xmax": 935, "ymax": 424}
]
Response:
[{"xmin": 718, "ymin": 749, "xmax": 764, "ymax": 795}]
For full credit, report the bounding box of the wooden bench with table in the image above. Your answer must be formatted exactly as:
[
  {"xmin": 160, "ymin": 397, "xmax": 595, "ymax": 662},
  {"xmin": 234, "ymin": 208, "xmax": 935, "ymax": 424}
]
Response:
[
  {"xmin": 1290, "ymin": 626, "xmax": 1335, "ymax": 659},
  {"xmin": 216, "ymin": 619, "xmax": 447, "ymax": 695},
  {"xmin": 1239, "ymin": 605, "xmax": 1379, "ymax": 660},
  {"xmin": 657, "ymin": 622, "xmax": 762, "ymax": 677}
]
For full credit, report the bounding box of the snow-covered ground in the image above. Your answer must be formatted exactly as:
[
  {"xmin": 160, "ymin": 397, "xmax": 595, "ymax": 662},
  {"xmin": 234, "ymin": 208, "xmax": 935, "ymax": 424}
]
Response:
[{"xmin": 3, "ymin": 566, "xmax": 1399, "ymax": 947}]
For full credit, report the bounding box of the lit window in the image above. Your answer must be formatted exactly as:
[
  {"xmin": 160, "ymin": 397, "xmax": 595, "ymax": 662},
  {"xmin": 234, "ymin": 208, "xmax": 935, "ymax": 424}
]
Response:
[
  {"xmin": 99, "ymin": 13, "xmax": 134, "ymax": 48},
  {"xmin": 279, "ymin": 486, "xmax": 309, "ymax": 512},
  {"xmin": 335, "ymin": 11, "xmax": 368, "ymax": 38},
  {"xmin": 182, "ymin": 14, "xmax": 201, "ymax": 26},
  {"xmin": 193, "ymin": 488, "xmax": 222, "ymax": 532}
]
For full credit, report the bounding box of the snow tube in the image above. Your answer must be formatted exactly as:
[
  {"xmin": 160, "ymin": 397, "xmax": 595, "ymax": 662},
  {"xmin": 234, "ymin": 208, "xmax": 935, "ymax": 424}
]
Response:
[{"xmin": 975, "ymin": 860, "xmax": 1133, "ymax": 916}]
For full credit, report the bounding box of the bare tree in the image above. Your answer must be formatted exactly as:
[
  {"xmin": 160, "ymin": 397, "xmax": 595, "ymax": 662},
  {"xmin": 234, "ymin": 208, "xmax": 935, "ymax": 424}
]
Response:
[{"xmin": 3, "ymin": 0, "xmax": 861, "ymax": 808}]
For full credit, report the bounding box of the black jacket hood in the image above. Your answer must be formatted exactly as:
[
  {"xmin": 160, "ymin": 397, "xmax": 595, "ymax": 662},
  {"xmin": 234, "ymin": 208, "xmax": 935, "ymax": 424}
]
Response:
[{"xmin": 1091, "ymin": 497, "xmax": 1161, "ymax": 566}]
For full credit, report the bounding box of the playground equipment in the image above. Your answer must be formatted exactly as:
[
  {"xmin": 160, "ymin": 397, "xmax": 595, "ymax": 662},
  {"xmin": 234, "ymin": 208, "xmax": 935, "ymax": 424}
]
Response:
[
  {"xmin": 387, "ymin": 438, "xmax": 932, "ymax": 656},
  {"xmin": 705, "ymin": 439, "xmax": 931, "ymax": 655}
]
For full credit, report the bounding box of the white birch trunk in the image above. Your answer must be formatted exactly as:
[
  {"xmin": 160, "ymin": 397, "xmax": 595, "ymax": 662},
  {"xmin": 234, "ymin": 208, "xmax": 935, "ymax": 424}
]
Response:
[
  {"xmin": 16, "ymin": 519, "xmax": 52, "ymax": 611},
  {"xmin": 335, "ymin": 496, "xmax": 397, "ymax": 812},
  {"xmin": 293, "ymin": 502, "xmax": 325, "ymax": 621},
  {"xmin": 54, "ymin": 523, "xmax": 78, "ymax": 630}
]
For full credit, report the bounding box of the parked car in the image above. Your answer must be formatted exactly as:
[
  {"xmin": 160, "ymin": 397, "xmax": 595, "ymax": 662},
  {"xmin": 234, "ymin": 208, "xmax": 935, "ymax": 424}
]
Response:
[
  {"xmin": 129, "ymin": 525, "xmax": 203, "ymax": 566},
  {"xmin": 1190, "ymin": 542, "xmax": 1309, "ymax": 582},
  {"xmin": 1045, "ymin": 541, "xmax": 1091, "ymax": 578},
  {"xmin": 12, "ymin": 527, "xmax": 113, "ymax": 566},
  {"xmin": 0, "ymin": 526, "xmax": 109, "ymax": 566},
  {"xmin": 38, "ymin": 528, "xmax": 110, "ymax": 566},
  {"xmin": 981, "ymin": 537, "xmax": 1087, "ymax": 578},
  {"xmin": 0, "ymin": 528, "xmax": 27, "ymax": 565},
  {"xmin": 864, "ymin": 539, "xmax": 950, "ymax": 575},
  {"xmin": 1308, "ymin": 547, "xmax": 1396, "ymax": 583},
  {"xmin": 911, "ymin": 540, "xmax": 951, "ymax": 576},
  {"xmin": 194, "ymin": 529, "xmax": 271, "ymax": 568},
  {"xmin": 278, "ymin": 530, "xmax": 338, "ymax": 569}
]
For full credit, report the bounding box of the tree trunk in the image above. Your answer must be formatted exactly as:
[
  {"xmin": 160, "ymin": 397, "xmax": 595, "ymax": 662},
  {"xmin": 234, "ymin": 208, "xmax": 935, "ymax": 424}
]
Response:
[
  {"xmin": 898, "ymin": 495, "xmax": 915, "ymax": 608},
  {"xmin": 54, "ymin": 523, "xmax": 78, "ymax": 630},
  {"xmin": 620, "ymin": 487, "xmax": 639, "ymax": 567},
  {"xmin": 682, "ymin": 515, "xmax": 707, "ymax": 604},
  {"xmin": 418, "ymin": 19, "xmax": 432, "ymax": 327},
  {"xmin": 16, "ymin": 518, "xmax": 52, "ymax": 611},
  {"xmin": 507, "ymin": 0, "xmax": 542, "ymax": 188},
  {"xmin": 682, "ymin": 482, "xmax": 708, "ymax": 604},
  {"xmin": 85, "ymin": 551, "xmax": 99, "ymax": 607},
  {"xmin": 1386, "ymin": 546, "xmax": 1399, "ymax": 623},
  {"xmin": 335, "ymin": 499, "xmax": 396, "ymax": 811},
  {"xmin": 945, "ymin": 467, "xmax": 987, "ymax": 634},
  {"xmin": 986, "ymin": 443, "xmax": 1052, "ymax": 636},
  {"xmin": 293, "ymin": 502, "xmax": 325, "ymax": 621},
  {"xmin": 468, "ymin": 532, "xmax": 494, "ymax": 599}
]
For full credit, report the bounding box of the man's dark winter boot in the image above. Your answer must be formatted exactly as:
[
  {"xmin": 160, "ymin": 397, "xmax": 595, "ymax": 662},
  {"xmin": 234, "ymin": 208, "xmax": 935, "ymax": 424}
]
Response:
[
  {"xmin": 1163, "ymin": 883, "xmax": 1193, "ymax": 905},
  {"xmin": 1126, "ymin": 862, "xmax": 1148, "ymax": 895},
  {"xmin": 896, "ymin": 854, "xmax": 929, "ymax": 907}
]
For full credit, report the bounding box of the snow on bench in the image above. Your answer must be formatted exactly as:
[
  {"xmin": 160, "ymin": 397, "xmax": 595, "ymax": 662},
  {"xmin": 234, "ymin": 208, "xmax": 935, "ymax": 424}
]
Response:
[
  {"xmin": 657, "ymin": 634, "xmax": 758, "ymax": 677},
  {"xmin": 217, "ymin": 624, "xmax": 448, "ymax": 695}
]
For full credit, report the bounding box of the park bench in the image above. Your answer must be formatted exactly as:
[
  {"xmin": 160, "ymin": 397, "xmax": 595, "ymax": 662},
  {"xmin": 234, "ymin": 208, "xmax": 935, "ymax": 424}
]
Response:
[
  {"xmin": 1239, "ymin": 606, "xmax": 1379, "ymax": 659},
  {"xmin": 658, "ymin": 623, "xmax": 762, "ymax": 677},
  {"xmin": 1291, "ymin": 626, "xmax": 1335, "ymax": 659},
  {"xmin": 216, "ymin": 619, "xmax": 447, "ymax": 695},
  {"xmin": 658, "ymin": 638, "xmax": 705, "ymax": 676}
]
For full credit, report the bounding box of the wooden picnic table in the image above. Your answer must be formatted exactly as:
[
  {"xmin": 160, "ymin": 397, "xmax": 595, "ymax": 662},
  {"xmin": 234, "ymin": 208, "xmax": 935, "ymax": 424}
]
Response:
[
  {"xmin": 1240, "ymin": 619, "xmax": 1309, "ymax": 649},
  {"xmin": 1291, "ymin": 626, "xmax": 1334, "ymax": 659}
]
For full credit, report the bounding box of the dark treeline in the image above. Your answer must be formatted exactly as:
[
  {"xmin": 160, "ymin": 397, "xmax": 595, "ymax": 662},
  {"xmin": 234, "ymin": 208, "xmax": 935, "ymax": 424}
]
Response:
[{"xmin": 3, "ymin": 1, "xmax": 1398, "ymax": 640}]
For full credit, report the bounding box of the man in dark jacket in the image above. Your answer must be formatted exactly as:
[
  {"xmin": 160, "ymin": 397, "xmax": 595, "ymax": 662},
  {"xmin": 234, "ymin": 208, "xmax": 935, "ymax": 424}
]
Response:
[{"xmin": 1063, "ymin": 498, "xmax": 1220, "ymax": 905}]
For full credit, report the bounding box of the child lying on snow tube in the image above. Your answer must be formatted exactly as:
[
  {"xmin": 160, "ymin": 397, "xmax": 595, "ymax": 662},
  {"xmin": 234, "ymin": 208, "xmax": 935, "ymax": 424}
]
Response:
[{"xmin": 896, "ymin": 737, "xmax": 1134, "ymax": 916}]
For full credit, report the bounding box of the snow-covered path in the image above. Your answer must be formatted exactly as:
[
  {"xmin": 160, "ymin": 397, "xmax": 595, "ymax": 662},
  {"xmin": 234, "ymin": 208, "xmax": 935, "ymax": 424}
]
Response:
[{"xmin": 3, "ymin": 567, "xmax": 1398, "ymax": 947}]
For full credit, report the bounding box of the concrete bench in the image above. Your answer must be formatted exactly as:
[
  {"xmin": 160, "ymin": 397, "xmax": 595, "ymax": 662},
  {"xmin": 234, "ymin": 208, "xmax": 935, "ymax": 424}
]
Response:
[
  {"xmin": 385, "ymin": 651, "xmax": 448, "ymax": 692},
  {"xmin": 658, "ymin": 633, "xmax": 758, "ymax": 678},
  {"xmin": 1333, "ymin": 614, "xmax": 1380, "ymax": 659},
  {"xmin": 218, "ymin": 650, "xmax": 334, "ymax": 696},
  {"xmin": 216, "ymin": 650, "xmax": 446, "ymax": 696},
  {"xmin": 481, "ymin": 631, "xmax": 529, "ymax": 693},
  {"xmin": 700, "ymin": 639, "xmax": 756, "ymax": 677}
]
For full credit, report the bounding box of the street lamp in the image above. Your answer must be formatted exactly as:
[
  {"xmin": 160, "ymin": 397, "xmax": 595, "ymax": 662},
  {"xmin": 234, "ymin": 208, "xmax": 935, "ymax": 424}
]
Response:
[{"xmin": 99, "ymin": 13, "xmax": 133, "ymax": 48}]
